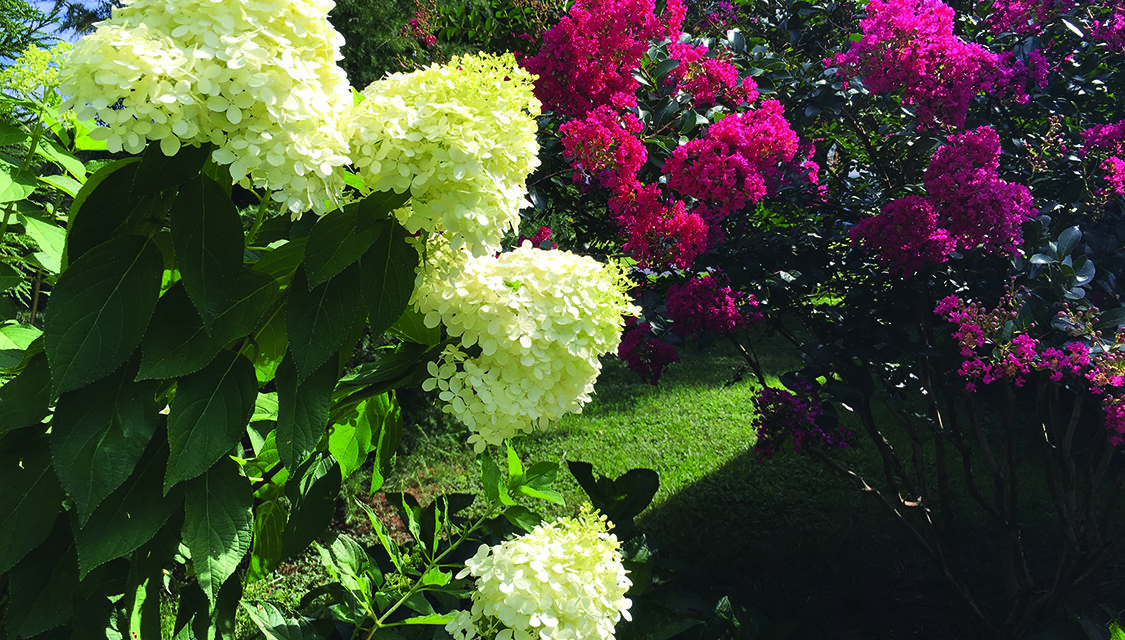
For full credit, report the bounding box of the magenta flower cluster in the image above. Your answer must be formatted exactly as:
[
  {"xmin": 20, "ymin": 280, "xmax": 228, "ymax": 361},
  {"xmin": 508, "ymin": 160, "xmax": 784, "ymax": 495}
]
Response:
[
  {"xmin": 522, "ymin": 0, "xmax": 685, "ymax": 117},
  {"xmin": 984, "ymin": 0, "xmax": 1070, "ymax": 35},
  {"xmin": 851, "ymin": 126, "xmax": 1035, "ymax": 276},
  {"xmin": 560, "ymin": 106, "xmax": 647, "ymax": 192},
  {"xmin": 663, "ymin": 101, "xmax": 800, "ymax": 224},
  {"xmin": 698, "ymin": 0, "xmax": 739, "ymax": 32},
  {"xmin": 664, "ymin": 272, "xmax": 762, "ymax": 337},
  {"xmin": 1082, "ymin": 120, "xmax": 1125, "ymax": 155},
  {"xmin": 925, "ymin": 126, "xmax": 1036, "ymax": 254},
  {"xmin": 617, "ymin": 318, "xmax": 681, "ymax": 385},
  {"xmin": 751, "ymin": 384, "xmax": 851, "ymax": 460},
  {"xmin": 666, "ymin": 42, "xmax": 759, "ymax": 108},
  {"xmin": 936, "ymin": 293, "xmax": 1125, "ymax": 445},
  {"xmin": 1092, "ymin": 1, "xmax": 1125, "ymax": 50},
  {"xmin": 609, "ymin": 184, "xmax": 708, "ymax": 268},
  {"xmin": 832, "ymin": 0, "xmax": 1029, "ymax": 128}
]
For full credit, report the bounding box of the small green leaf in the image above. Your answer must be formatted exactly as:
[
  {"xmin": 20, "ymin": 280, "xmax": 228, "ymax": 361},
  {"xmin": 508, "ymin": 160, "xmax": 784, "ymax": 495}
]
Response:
[
  {"xmin": 502, "ymin": 505, "xmax": 543, "ymax": 533},
  {"xmin": 387, "ymin": 305, "xmax": 441, "ymax": 345},
  {"xmin": 35, "ymin": 137, "xmax": 86, "ymax": 179},
  {"xmin": 328, "ymin": 394, "xmax": 381, "ymax": 478},
  {"xmin": 251, "ymin": 237, "xmax": 307, "ymax": 282},
  {"xmin": 44, "ymin": 235, "xmax": 163, "ymax": 395},
  {"xmin": 182, "ymin": 457, "xmax": 253, "ymax": 604},
  {"xmin": 360, "ymin": 219, "xmax": 417, "ymax": 338},
  {"xmin": 420, "ymin": 566, "xmax": 451, "ymax": 587},
  {"xmin": 506, "ymin": 442, "xmax": 525, "ymax": 488},
  {"xmin": 281, "ymin": 455, "xmax": 341, "ymax": 560},
  {"xmin": 357, "ymin": 499, "xmax": 405, "ymax": 574},
  {"xmin": 287, "ymin": 263, "xmax": 360, "ymax": 382},
  {"xmin": 1056, "ymin": 225, "xmax": 1082, "ymax": 259},
  {"xmin": 170, "ymin": 174, "xmax": 245, "ymax": 329},
  {"xmin": 250, "ymin": 305, "xmax": 288, "ymax": 386},
  {"xmin": 240, "ymin": 601, "xmax": 320, "ymax": 640},
  {"xmin": 0, "ymin": 262, "xmax": 20, "ymax": 293},
  {"xmin": 52, "ymin": 358, "xmax": 160, "ymax": 524},
  {"xmin": 19, "ymin": 211, "xmax": 66, "ymax": 273},
  {"xmin": 399, "ymin": 612, "xmax": 457, "ymax": 626},
  {"xmin": 0, "ymin": 160, "xmax": 37, "ymax": 203},
  {"xmin": 165, "ymin": 350, "xmax": 258, "ymax": 492},
  {"xmin": 38, "ymin": 173, "xmax": 83, "ymax": 197},
  {"xmin": 0, "ymin": 322, "xmax": 41, "ymax": 370},
  {"xmin": 479, "ymin": 453, "xmax": 513, "ymax": 506}
]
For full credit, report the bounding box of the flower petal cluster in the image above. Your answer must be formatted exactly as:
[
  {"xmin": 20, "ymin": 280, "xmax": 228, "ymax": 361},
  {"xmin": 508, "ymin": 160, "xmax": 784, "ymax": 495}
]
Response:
[
  {"xmin": 751, "ymin": 384, "xmax": 851, "ymax": 460},
  {"xmin": 59, "ymin": 0, "xmax": 352, "ymax": 214},
  {"xmin": 418, "ymin": 243, "xmax": 639, "ymax": 450},
  {"xmin": 849, "ymin": 195, "xmax": 955, "ymax": 277},
  {"xmin": 608, "ymin": 184, "xmax": 708, "ymax": 269},
  {"xmin": 666, "ymin": 41, "xmax": 758, "ymax": 107},
  {"xmin": 665, "ymin": 272, "xmax": 759, "ymax": 336},
  {"xmin": 925, "ymin": 126, "xmax": 1035, "ymax": 254},
  {"xmin": 984, "ymin": 0, "xmax": 1069, "ymax": 34},
  {"xmin": 618, "ymin": 318, "xmax": 680, "ymax": 385},
  {"xmin": 663, "ymin": 101, "xmax": 799, "ymax": 222},
  {"xmin": 446, "ymin": 507, "xmax": 632, "ymax": 640},
  {"xmin": 560, "ymin": 106, "xmax": 647, "ymax": 192},
  {"xmin": 832, "ymin": 0, "xmax": 1020, "ymax": 128},
  {"xmin": 347, "ymin": 52, "xmax": 542, "ymax": 257},
  {"xmin": 523, "ymin": 0, "xmax": 684, "ymax": 117}
]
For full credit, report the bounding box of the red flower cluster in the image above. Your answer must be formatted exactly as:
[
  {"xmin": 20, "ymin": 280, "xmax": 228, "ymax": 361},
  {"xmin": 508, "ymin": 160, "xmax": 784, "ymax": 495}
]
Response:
[
  {"xmin": 833, "ymin": 0, "xmax": 1027, "ymax": 128},
  {"xmin": 664, "ymin": 272, "xmax": 761, "ymax": 337},
  {"xmin": 522, "ymin": 0, "xmax": 685, "ymax": 117},
  {"xmin": 609, "ymin": 185, "xmax": 708, "ymax": 268},
  {"xmin": 617, "ymin": 318, "xmax": 680, "ymax": 384}
]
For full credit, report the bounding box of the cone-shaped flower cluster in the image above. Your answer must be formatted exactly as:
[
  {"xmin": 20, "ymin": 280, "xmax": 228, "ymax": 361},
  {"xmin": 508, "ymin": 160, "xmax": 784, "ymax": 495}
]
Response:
[
  {"xmin": 419, "ymin": 243, "xmax": 638, "ymax": 451},
  {"xmin": 59, "ymin": 0, "xmax": 353, "ymax": 214},
  {"xmin": 347, "ymin": 52, "xmax": 541, "ymax": 257},
  {"xmin": 446, "ymin": 507, "xmax": 633, "ymax": 640}
]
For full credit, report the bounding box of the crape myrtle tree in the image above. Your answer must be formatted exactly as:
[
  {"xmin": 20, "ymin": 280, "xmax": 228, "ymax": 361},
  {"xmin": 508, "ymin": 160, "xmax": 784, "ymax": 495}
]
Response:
[
  {"xmin": 0, "ymin": 0, "xmax": 653, "ymax": 639},
  {"xmin": 523, "ymin": 0, "xmax": 1125, "ymax": 636}
]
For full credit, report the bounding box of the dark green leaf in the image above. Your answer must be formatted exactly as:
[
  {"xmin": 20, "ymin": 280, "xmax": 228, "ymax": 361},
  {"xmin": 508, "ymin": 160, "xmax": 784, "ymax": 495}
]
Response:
[
  {"xmin": 387, "ymin": 305, "xmax": 442, "ymax": 345},
  {"xmin": 66, "ymin": 159, "xmax": 174, "ymax": 263},
  {"xmin": 304, "ymin": 203, "xmax": 381, "ymax": 287},
  {"xmin": 6, "ymin": 517, "xmax": 78, "ymax": 639},
  {"xmin": 252, "ymin": 237, "xmax": 307, "ymax": 282},
  {"xmin": 369, "ymin": 392, "xmax": 401, "ymax": 493},
  {"xmin": 0, "ymin": 322, "xmax": 40, "ymax": 370},
  {"xmin": 276, "ymin": 352, "xmax": 337, "ymax": 470},
  {"xmin": 479, "ymin": 453, "xmax": 513, "ymax": 506},
  {"xmin": 287, "ymin": 263, "xmax": 360, "ymax": 382},
  {"xmin": 135, "ymin": 142, "xmax": 210, "ymax": 193},
  {"xmin": 0, "ymin": 351, "xmax": 51, "ymax": 432},
  {"xmin": 1056, "ymin": 225, "xmax": 1082, "ymax": 259},
  {"xmin": 250, "ymin": 304, "xmax": 288, "ymax": 386},
  {"xmin": 282, "ymin": 455, "xmax": 341, "ymax": 560},
  {"xmin": 360, "ymin": 219, "xmax": 417, "ymax": 338},
  {"xmin": 165, "ymin": 350, "xmax": 258, "ymax": 492},
  {"xmin": 355, "ymin": 188, "xmax": 410, "ymax": 222},
  {"xmin": 182, "ymin": 457, "xmax": 253, "ymax": 604},
  {"xmin": 502, "ymin": 505, "xmax": 543, "ymax": 533},
  {"xmin": 171, "ymin": 174, "xmax": 245, "ymax": 329},
  {"xmin": 44, "ymin": 235, "xmax": 163, "ymax": 395},
  {"xmin": 246, "ymin": 499, "xmax": 287, "ymax": 583},
  {"xmin": 0, "ymin": 432, "xmax": 64, "ymax": 574},
  {"xmin": 239, "ymin": 601, "xmax": 321, "ymax": 640},
  {"xmin": 53, "ymin": 357, "xmax": 159, "ymax": 524},
  {"xmin": 0, "ymin": 262, "xmax": 20, "ymax": 293},
  {"xmin": 138, "ymin": 270, "xmax": 279, "ymax": 380},
  {"xmin": 74, "ymin": 432, "xmax": 182, "ymax": 578}
]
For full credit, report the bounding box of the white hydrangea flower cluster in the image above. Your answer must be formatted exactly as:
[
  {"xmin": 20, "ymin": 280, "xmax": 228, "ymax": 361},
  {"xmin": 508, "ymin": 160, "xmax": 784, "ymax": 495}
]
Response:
[
  {"xmin": 347, "ymin": 52, "xmax": 542, "ymax": 257},
  {"xmin": 446, "ymin": 508, "xmax": 632, "ymax": 640},
  {"xmin": 59, "ymin": 0, "xmax": 352, "ymax": 214},
  {"xmin": 419, "ymin": 243, "xmax": 638, "ymax": 451}
]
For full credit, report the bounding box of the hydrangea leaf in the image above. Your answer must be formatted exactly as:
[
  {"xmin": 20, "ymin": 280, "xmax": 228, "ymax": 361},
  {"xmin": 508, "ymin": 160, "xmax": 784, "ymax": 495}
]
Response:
[
  {"xmin": 360, "ymin": 219, "xmax": 417, "ymax": 338},
  {"xmin": 303, "ymin": 203, "xmax": 380, "ymax": 288},
  {"xmin": 73, "ymin": 433, "xmax": 181, "ymax": 579},
  {"xmin": 275, "ymin": 351, "xmax": 337, "ymax": 470},
  {"xmin": 281, "ymin": 455, "xmax": 340, "ymax": 560},
  {"xmin": 43, "ymin": 235, "xmax": 163, "ymax": 396},
  {"xmin": 5, "ymin": 517, "xmax": 78, "ymax": 638},
  {"xmin": 164, "ymin": 350, "xmax": 257, "ymax": 493},
  {"xmin": 0, "ymin": 432, "xmax": 64, "ymax": 574},
  {"xmin": 170, "ymin": 174, "xmax": 245, "ymax": 331},
  {"xmin": 286, "ymin": 263, "xmax": 360, "ymax": 382},
  {"xmin": 65, "ymin": 159, "xmax": 175, "ymax": 264},
  {"xmin": 245, "ymin": 499, "xmax": 286, "ymax": 583},
  {"xmin": 182, "ymin": 457, "xmax": 253, "ymax": 605},
  {"xmin": 0, "ymin": 351, "xmax": 52, "ymax": 432},
  {"xmin": 52, "ymin": 357, "xmax": 159, "ymax": 526}
]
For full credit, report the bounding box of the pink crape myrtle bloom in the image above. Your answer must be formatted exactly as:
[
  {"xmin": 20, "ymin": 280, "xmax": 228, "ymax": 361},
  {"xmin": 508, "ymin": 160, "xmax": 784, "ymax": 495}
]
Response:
[
  {"xmin": 665, "ymin": 272, "xmax": 761, "ymax": 337},
  {"xmin": 560, "ymin": 106, "xmax": 647, "ymax": 192},
  {"xmin": 610, "ymin": 184, "xmax": 709, "ymax": 268},
  {"xmin": 666, "ymin": 41, "xmax": 759, "ymax": 107},
  {"xmin": 618, "ymin": 318, "xmax": 680, "ymax": 384},
  {"xmin": 849, "ymin": 195, "xmax": 956, "ymax": 277}
]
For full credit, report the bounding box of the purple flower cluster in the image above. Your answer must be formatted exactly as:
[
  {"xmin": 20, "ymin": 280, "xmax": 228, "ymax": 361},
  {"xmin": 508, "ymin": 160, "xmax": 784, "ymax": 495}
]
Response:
[
  {"xmin": 851, "ymin": 127, "xmax": 1035, "ymax": 276},
  {"xmin": 522, "ymin": 0, "xmax": 685, "ymax": 117},
  {"xmin": 618, "ymin": 318, "xmax": 680, "ymax": 384},
  {"xmin": 698, "ymin": 0, "xmax": 739, "ymax": 32},
  {"xmin": 832, "ymin": 0, "xmax": 1028, "ymax": 128},
  {"xmin": 1102, "ymin": 156, "xmax": 1125, "ymax": 198},
  {"xmin": 1082, "ymin": 120, "xmax": 1125, "ymax": 155},
  {"xmin": 1092, "ymin": 1, "xmax": 1125, "ymax": 50},
  {"xmin": 664, "ymin": 272, "xmax": 761, "ymax": 337},
  {"xmin": 983, "ymin": 0, "xmax": 1070, "ymax": 35},
  {"xmin": 751, "ymin": 385, "xmax": 851, "ymax": 460},
  {"xmin": 936, "ymin": 293, "xmax": 1125, "ymax": 445}
]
